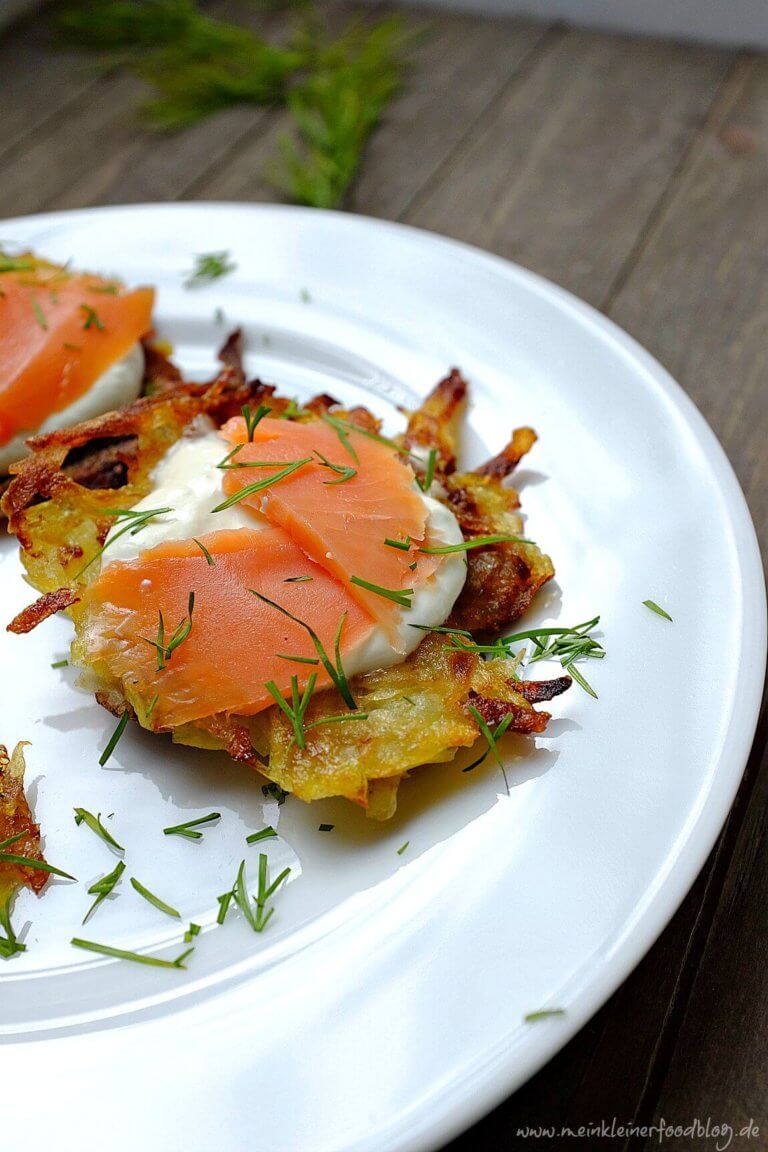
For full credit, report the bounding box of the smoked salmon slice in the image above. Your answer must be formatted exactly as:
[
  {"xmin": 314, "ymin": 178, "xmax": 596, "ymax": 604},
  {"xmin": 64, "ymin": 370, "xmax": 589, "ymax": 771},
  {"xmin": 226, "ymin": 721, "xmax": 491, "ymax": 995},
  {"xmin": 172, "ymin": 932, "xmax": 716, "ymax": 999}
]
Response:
[
  {"xmin": 0, "ymin": 252, "xmax": 154, "ymax": 447},
  {"xmin": 219, "ymin": 415, "xmax": 437, "ymax": 631},
  {"xmin": 82, "ymin": 527, "xmax": 375, "ymax": 729}
]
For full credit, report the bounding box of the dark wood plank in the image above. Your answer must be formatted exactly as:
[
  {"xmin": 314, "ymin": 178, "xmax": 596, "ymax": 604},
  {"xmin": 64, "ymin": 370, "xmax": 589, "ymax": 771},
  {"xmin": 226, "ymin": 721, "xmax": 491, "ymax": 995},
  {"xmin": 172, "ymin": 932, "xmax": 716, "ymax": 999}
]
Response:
[
  {"xmin": 0, "ymin": 6, "xmax": 103, "ymax": 159},
  {"xmin": 349, "ymin": 11, "xmax": 553, "ymax": 219},
  {"xmin": 0, "ymin": 68, "xmax": 152, "ymax": 217},
  {"xmin": 608, "ymin": 54, "xmax": 768, "ymax": 562},
  {"xmin": 0, "ymin": 1, "xmax": 296, "ymax": 215},
  {"xmin": 648, "ymin": 726, "xmax": 768, "ymax": 1150},
  {"xmin": 533, "ymin": 699, "xmax": 767, "ymax": 1152},
  {"xmin": 449, "ymin": 51, "xmax": 768, "ymax": 1152},
  {"xmin": 444, "ymin": 803, "xmax": 752, "ymax": 1151},
  {"xmin": 184, "ymin": 0, "xmax": 382, "ymax": 202},
  {"xmin": 2, "ymin": 6, "xmax": 766, "ymax": 1146},
  {"xmin": 601, "ymin": 54, "xmax": 768, "ymax": 1148},
  {"xmin": 404, "ymin": 29, "xmax": 732, "ymax": 307}
]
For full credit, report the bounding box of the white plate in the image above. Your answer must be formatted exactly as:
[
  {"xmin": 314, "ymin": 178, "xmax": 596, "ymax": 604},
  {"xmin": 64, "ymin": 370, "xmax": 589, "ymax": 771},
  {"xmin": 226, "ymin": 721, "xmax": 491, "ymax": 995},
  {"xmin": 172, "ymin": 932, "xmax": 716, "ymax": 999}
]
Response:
[{"xmin": 0, "ymin": 204, "xmax": 764, "ymax": 1152}]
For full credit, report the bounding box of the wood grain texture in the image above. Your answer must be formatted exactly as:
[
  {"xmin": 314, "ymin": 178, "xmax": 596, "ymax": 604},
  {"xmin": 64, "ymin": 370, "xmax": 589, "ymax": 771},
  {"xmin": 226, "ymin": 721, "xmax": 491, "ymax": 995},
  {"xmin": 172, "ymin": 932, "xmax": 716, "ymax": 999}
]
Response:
[
  {"xmin": 404, "ymin": 29, "xmax": 731, "ymax": 307},
  {"xmin": 1, "ymin": 6, "xmax": 766, "ymax": 1149}
]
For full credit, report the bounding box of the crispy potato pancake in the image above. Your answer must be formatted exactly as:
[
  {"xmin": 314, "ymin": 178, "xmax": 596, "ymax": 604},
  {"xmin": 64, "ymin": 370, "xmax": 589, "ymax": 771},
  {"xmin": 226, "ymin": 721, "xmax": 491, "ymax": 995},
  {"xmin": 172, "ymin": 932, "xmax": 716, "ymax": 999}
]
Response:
[
  {"xmin": 0, "ymin": 742, "xmax": 46, "ymax": 957},
  {"xmin": 2, "ymin": 335, "xmax": 567, "ymax": 818}
]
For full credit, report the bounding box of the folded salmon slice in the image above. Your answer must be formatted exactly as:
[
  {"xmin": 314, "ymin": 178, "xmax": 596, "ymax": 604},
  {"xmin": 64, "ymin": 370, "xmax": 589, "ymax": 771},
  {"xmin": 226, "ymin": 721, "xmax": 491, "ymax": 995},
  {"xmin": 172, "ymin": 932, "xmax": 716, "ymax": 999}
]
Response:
[
  {"xmin": 219, "ymin": 415, "xmax": 437, "ymax": 629},
  {"xmin": 0, "ymin": 253, "xmax": 154, "ymax": 446},
  {"xmin": 82, "ymin": 528, "xmax": 375, "ymax": 728}
]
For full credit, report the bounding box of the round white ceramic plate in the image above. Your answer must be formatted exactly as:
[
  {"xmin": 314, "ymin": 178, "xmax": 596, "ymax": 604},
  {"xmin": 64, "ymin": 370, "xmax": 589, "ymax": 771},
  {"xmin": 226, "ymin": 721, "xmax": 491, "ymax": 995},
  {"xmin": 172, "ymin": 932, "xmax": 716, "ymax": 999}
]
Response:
[{"xmin": 0, "ymin": 205, "xmax": 764, "ymax": 1152}]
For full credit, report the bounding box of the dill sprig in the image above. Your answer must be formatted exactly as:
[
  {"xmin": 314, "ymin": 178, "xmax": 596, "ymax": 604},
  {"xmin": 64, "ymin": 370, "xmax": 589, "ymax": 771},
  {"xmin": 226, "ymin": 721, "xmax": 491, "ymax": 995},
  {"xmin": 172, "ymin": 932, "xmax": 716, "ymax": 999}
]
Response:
[
  {"xmin": 130, "ymin": 876, "xmax": 181, "ymax": 919},
  {"xmin": 465, "ymin": 705, "xmax": 515, "ymax": 792},
  {"xmin": 432, "ymin": 618, "xmax": 605, "ymax": 698},
  {"xmin": 193, "ymin": 538, "xmax": 215, "ymax": 566},
  {"xmin": 350, "ymin": 575, "xmax": 413, "ymax": 609},
  {"xmin": 277, "ymin": 652, "xmax": 320, "ymax": 666},
  {"xmin": 262, "ymin": 782, "xmax": 289, "ymax": 805},
  {"xmin": 417, "ymin": 448, "xmax": 437, "ymax": 494},
  {"xmin": 79, "ymin": 303, "xmax": 104, "ymax": 330},
  {"xmin": 31, "ymin": 298, "xmax": 48, "ymax": 330},
  {"xmin": 0, "ymin": 250, "xmax": 35, "ymax": 274},
  {"xmin": 99, "ymin": 711, "xmax": 131, "ymax": 766},
  {"xmin": 0, "ymin": 851, "xmax": 76, "ymax": 881},
  {"xmin": 246, "ymin": 826, "xmax": 277, "ymax": 845},
  {"xmin": 241, "ymin": 403, "xmax": 271, "ymax": 441},
  {"xmin": 289, "ymin": 711, "xmax": 370, "ymax": 749},
  {"xmin": 231, "ymin": 855, "xmax": 291, "ymax": 933},
  {"xmin": 643, "ymin": 599, "xmax": 672, "ymax": 622},
  {"xmin": 163, "ymin": 811, "xmax": 221, "ymax": 841},
  {"xmin": 58, "ymin": 1, "xmax": 301, "ymax": 131},
  {"xmin": 313, "ymin": 450, "xmax": 357, "ymax": 485},
  {"xmin": 321, "ymin": 411, "xmax": 408, "ymax": 457},
  {"xmin": 524, "ymin": 1008, "xmax": 566, "ymax": 1023},
  {"xmin": 274, "ymin": 16, "xmax": 411, "ymax": 209},
  {"xmin": 419, "ymin": 533, "xmax": 530, "ymax": 554},
  {"xmin": 320, "ymin": 413, "xmax": 359, "ymax": 463},
  {"xmin": 0, "ymin": 832, "xmax": 25, "ymax": 852}
]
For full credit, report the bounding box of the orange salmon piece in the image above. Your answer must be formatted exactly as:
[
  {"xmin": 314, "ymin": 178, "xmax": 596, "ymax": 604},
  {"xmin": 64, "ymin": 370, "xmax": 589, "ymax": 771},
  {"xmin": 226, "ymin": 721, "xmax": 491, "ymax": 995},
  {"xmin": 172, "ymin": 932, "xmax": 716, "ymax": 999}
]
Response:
[
  {"xmin": 0, "ymin": 254, "xmax": 154, "ymax": 446},
  {"xmin": 82, "ymin": 528, "xmax": 374, "ymax": 728}
]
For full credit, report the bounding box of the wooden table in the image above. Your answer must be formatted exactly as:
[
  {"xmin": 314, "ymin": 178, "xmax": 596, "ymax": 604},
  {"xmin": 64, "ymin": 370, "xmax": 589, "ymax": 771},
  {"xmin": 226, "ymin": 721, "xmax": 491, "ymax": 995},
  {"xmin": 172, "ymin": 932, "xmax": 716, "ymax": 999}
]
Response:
[{"xmin": 3, "ymin": 3, "xmax": 767, "ymax": 1148}]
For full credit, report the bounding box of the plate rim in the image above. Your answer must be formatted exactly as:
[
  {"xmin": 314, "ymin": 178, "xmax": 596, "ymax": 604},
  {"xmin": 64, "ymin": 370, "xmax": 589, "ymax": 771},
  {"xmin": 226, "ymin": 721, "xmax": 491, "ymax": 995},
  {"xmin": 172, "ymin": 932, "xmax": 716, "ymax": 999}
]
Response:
[{"xmin": 1, "ymin": 202, "xmax": 765, "ymax": 1152}]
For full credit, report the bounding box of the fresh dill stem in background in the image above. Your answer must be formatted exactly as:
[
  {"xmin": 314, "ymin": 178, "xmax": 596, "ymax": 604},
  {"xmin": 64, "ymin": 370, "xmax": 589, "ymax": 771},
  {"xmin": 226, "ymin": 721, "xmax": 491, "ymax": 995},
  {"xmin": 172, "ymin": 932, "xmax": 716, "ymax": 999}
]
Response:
[{"xmin": 57, "ymin": 1, "xmax": 414, "ymax": 208}]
